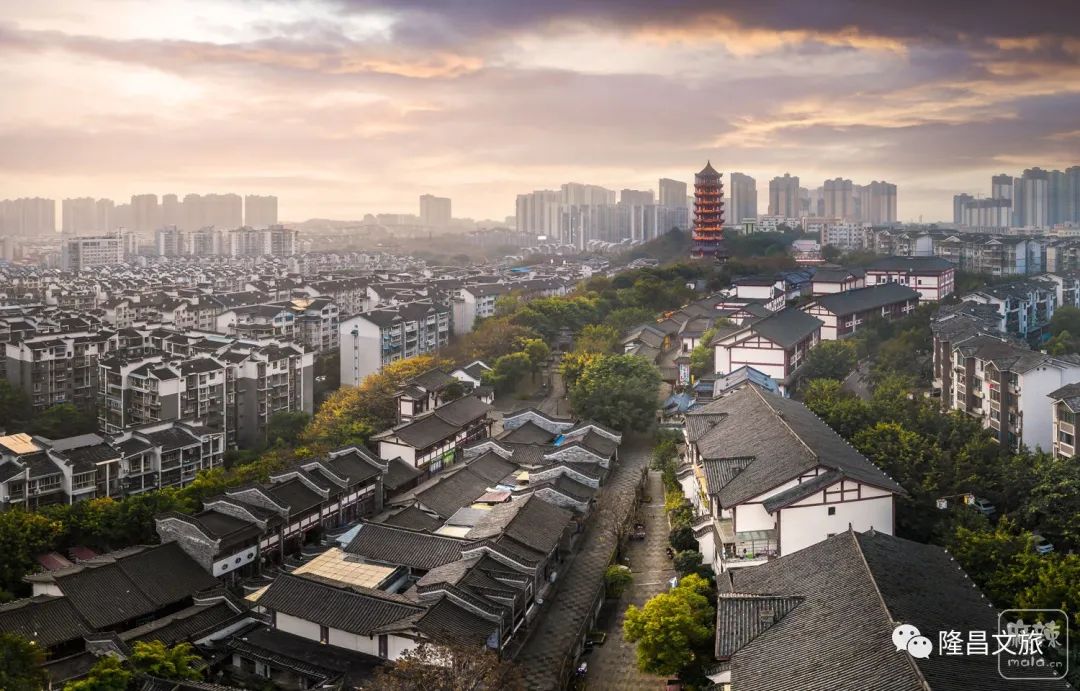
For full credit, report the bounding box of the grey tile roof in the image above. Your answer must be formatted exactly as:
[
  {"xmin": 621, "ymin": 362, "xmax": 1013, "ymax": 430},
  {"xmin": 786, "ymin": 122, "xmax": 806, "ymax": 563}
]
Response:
[
  {"xmin": 0, "ymin": 595, "xmax": 91, "ymax": 647},
  {"xmin": 809, "ymin": 283, "xmax": 919, "ymax": 316},
  {"xmin": 748, "ymin": 308, "xmax": 823, "ymax": 349},
  {"xmin": 258, "ymin": 573, "xmax": 422, "ymax": 636},
  {"xmin": 414, "ymin": 467, "xmax": 494, "ymax": 518},
  {"xmin": 723, "ymin": 530, "xmax": 1070, "ymax": 690},
  {"xmin": 499, "ymin": 421, "xmax": 556, "ymax": 444},
  {"xmin": 383, "ymin": 457, "xmax": 421, "ymax": 490},
  {"xmin": 1050, "ymin": 382, "xmax": 1080, "ymax": 412},
  {"xmin": 694, "ymin": 386, "xmax": 904, "ymax": 508},
  {"xmin": 381, "ymin": 505, "xmax": 441, "ymax": 532},
  {"xmin": 411, "ymin": 596, "xmax": 498, "ymax": 647},
  {"xmin": 344, "ymin": 523, "xmax": 469, "ymax": 570},
  {"xmin": 714, "ymin": 593, "xmax": 803, "ymax": 658},
  {"xmin": 762, "ymin": 469, "xmax": 844, "ymax": 513},
  {"xmin": 465, "ymin": 495, "xmax": 573, "ymax": 555}
]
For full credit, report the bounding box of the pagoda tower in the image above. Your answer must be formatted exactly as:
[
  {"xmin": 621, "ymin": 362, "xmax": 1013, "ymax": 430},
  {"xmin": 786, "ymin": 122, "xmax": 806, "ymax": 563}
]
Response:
[{"xmin": 691, "ymin": 161, "xmax": 727, "ymax": 259}]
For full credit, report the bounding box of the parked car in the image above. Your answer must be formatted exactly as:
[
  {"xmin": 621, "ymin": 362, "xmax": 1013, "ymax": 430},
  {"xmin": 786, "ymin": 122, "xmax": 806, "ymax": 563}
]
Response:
[
  {"xmin": 1032, "ymin": 534, "xmax": 1055, "ymax": 555},
  {"xmin": 971, "ymin": 497, "xmax": 996, "ymax": 516}
]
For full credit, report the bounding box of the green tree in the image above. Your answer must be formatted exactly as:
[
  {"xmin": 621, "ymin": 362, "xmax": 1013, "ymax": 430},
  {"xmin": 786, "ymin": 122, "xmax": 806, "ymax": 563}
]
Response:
[
  {"xmin": 129, "ymin": 641, "xmax": 202, "ymax": 681},
  {"xmin": 797, "ymin": 340, "xmax": 857, "ymax": 384},
  {"xmin": 688, "ymin": 327, "xmax": 717, "ymax": 379},
  {"xmin": 669, "ymin": 525, "xmax": 697, "ymax": 552},
  {"xmin": 605, "ymin": 564, "xmax": 633, "ymax": 598},
  {"xmin": 266, "ymin": 410, "xmax": 311, "ymax": 448},
  {"xmin": 521, "ymin": 338, "xmax": 551, "ymax": 380},
  {"xmin": 672, "ymin": 550, "xmax": 704, "ymax": 576},
  {"xmin": 574, "ymin": 324, "xmax": 620, "ymax": 354},
  {"xmin": 623, "ymin": 574, "xmax": 715, "ymax": 676},
  {"xmin": 28, "ymin": 403, "xmax": 96, "ymax": 438},
  {"xmin": 0, "ymin": 633, "xmax": 47, "ymax": 691},
  {"xmin": 438, "ymin": 380, "xmax": 466, "ymax": 403},
  {"xmin": 1049, "ymin": 306, "xmax": 1080, "ymax": 337},
  {"xmin": 0, "ymin": 511, "xmax": 63, "ymax": 600},
  {"xmin": 1023, "ymin": 453, "xmax": 1080, "ymax": 549},
  {"xmin": 604, "ymin": 307, "xmax": 656, "ymax": 333},
  {"xmin": 559, "ymin": 351, "xmax": 598, "ymax": 389},
  {"xmin": 483, "ymin": 352, "xmax": 533, "ymax": 394},
  {"xmin": 65, "ymin": 655, "xmax": 131, "ymax": 691},
  {"xmin": 568, "ymin": 354, "xmax": 660, "ymax": 431},
  {"xmin": 0, "ymin": 382, "xmax": 30, "ymax": 431}
]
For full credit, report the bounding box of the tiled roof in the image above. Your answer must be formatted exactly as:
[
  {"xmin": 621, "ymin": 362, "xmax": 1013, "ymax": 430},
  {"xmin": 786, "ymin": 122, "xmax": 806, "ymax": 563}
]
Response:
[
  {"xmin": 465, "ymin": 495, "xmax": 572, "ymax": 555},
  {"xmin": 258, "ymin": 574, "xmax": 421, "ymax": 635},
  {"xmin": 809, "ymin": 283, "xmax": 919, "ymax": 315},
  {"xmin": 344, "ymin": 523, "xmax": 469, "ymax": 570},
  {"xmin": 723, "ymin": 530, "xmax": 1068, "ymax": 690},
  {"xmin": 381, "ymin": 505, "xmax": 441, "ymax": 532},
  {"xmin": 748, "ymin": 308, "xmax": 823, "ymax": 349},
  {"xmin": 694, "ymin": 386, "xmax": 904, "ymax": 507},
  {"xmin": 0, "ymin": 595, "xmax": 91, "ymax": 647}
]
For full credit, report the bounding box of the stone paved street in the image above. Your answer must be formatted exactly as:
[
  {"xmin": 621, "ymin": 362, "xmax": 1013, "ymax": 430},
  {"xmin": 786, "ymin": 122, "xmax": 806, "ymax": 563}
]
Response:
[
  {"xmin": 515, "ymin": 434, "xmax": 651, "ymax": 690},
  {"xmin": 583, "ymin": 470, "xmax": 674, "ymax": 689}
]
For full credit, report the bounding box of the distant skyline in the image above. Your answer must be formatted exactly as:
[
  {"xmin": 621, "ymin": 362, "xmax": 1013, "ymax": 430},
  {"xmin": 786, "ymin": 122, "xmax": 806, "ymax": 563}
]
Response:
[{"xmin": 1, "ymin": 0, "xmax": 1078, "ymax": 223}]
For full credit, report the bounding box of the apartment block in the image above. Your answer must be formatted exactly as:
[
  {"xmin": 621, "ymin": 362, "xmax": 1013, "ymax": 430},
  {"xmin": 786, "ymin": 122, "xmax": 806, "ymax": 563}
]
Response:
[{"xmin": 340, "ymin": 301, "xmax": 451, "ymax": 387}]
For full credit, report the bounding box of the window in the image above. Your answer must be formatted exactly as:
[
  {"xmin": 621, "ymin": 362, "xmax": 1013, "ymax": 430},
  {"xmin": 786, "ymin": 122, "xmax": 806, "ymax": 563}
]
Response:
[
  {"xmin": 320, "ymin": 625, "xmax": 329, "ymax": 644},
  {"xmin": 378, "ymin": 635, "xmax": 388, "ymax": 658},
  {"xmin": 827, "ymin": 506, "xmax": 836, "ymax": 516}
]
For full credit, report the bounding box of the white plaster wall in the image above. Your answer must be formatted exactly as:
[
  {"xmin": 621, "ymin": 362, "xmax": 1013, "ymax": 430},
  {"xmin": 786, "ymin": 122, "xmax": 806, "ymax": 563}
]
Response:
[{"xmin": 779, "ymin": 494, "xmax": 893, "ymax": 555}]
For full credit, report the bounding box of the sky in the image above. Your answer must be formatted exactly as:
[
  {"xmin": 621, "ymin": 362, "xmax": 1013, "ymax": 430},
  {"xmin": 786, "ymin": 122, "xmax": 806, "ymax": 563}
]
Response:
[{"xmin": 1, "ymin": 0, "xmax": 1078, "ymax": 224}]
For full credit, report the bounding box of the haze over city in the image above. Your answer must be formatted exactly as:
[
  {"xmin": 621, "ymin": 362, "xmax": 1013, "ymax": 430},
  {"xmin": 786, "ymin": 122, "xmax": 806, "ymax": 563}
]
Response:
[{"xmin": 3, "ymin": 0, "xmax": 1078, "ymax": 223}]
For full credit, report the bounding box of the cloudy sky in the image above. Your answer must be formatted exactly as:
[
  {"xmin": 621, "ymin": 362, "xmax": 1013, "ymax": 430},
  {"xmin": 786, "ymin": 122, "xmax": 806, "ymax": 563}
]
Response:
[{"xmin": 2, "ymin": 0, "xmax": 1078, "ymax": 224}]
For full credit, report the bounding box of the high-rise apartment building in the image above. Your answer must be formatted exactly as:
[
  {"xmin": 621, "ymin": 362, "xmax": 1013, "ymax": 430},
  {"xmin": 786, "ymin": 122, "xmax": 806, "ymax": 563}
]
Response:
[
  {"xmin": 515, "ymin": 190, "xmax": 562, "ymax": 240},
  {"xmin": 244, "ymin": 195, "xmax": 278, "ymax": 228},
  {"xmin": 1068, "ymin": 167, "xmax": 1080, "ymax": 224},
  {"xmin": 823, "ymin": 178, "xmax": 855, "ymax": 220},
  {"xmin": 992, "ymin": 174, "xmax": 1013, "ymax": 200},
  {"xmin": 728, "ymin": 173, "xmax": 757, "ymax": 224},
  {"xmin": 161, "ymin": 194, "xmax": 180, "ymax": 227},
  {"xmin": 1013, "ymin": 168, "xmax": 1049, "ymax": 228},
  {"xmin": 561, "ymin": 183, "xmax": 615, "ymax": 206},
  {"xmin": 953, "ymin": 194, "xmax": 975, "ymax": 225},
  {"xmin": 419, "ymin": 194, "xmax": 452, "ymax": 227},
  {"xmin": 768, "ymin": 174, "xmax": 800, "ymax": 217},
  {"xmin": 659, "ymin": 178, "xmax": 688, "ymax": 207},
  {"xmin": 95, "ymin": 199, "xmax": 115, "ymax": 232},
  {"xmin": 62, "ymin": 198, "xmax": 97, "ymax": 234},
  {"xmin": 1049, "ymin": 169, "xmax": 1069, "ymax": 226},
  {"xmin": 0, "ymin": 198, "xmax": 56, "ymax": 236},
  {"xmin": 691, "ymin": 161, "xmax": 725, "ymax": 258},
  {"xmin": 182, "ymin": 194, "xmax": 204, "ymax": 230},
  {"xmin": 204, "ymin": 193, "xmax": 243, "ymax": 229},
  {"xmin": 619, "ymin": 189, "xmax": 655, "ymax": 207},
  {"xmin": 858, "ymin": 181, "xmax": 898, "ymax": 224},
  {"xmin": 131, "ymin": 194, "xmax": 160, "ymax": 234}
]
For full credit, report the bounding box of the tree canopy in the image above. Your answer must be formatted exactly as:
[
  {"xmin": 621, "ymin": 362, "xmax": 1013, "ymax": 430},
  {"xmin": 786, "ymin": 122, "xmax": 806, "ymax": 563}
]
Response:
[
  {"xmin": 0, "ymin": 633, "xmax": 47, "ymax": 691},
  {"xmin": 568, "ymin": 354, "xmax": 660, "ymax": 431},
  {"xmin": 623, "ymin": 573, "xmax": 715, "ymax": 676}
]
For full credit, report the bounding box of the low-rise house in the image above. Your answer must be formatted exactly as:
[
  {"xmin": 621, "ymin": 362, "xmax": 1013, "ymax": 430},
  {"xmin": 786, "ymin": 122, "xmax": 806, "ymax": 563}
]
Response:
[
  {"xmin": 962, "ymin": 278, "xmax": 1058, "ymax": 339},
  {"xmin": 681, "ymin": 385, "xmax": 903, "ymax": 572},
  {"xmin": 809, "ymin": 267, "xmax": 865, "ymax": 296},
  {"xmin": 372, "ymin": 394, "xmax": 492, "ymax": 474},
  {"xmin": 712, "ymin": 308, "xmax": 823, "ymax": 394},
  {"xmin": 396, "ymin": 368, "xmax": 461, "ymax": 422},
  {"xmin": 156, "ymin": 446, "xmax": 387, "ymax": 579},
  {"xmin": 801, "ymin": 283, "xmax": 919, "ymax": 340},
  {"xmin": 863, "ymin": 255, "xmax": 956, "ymax": 300}
]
